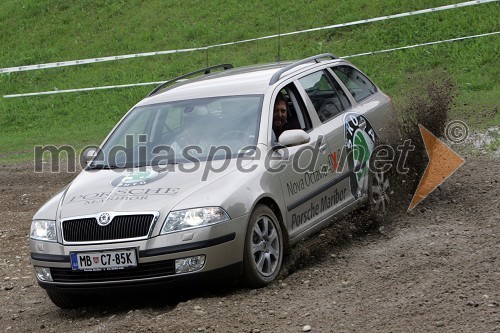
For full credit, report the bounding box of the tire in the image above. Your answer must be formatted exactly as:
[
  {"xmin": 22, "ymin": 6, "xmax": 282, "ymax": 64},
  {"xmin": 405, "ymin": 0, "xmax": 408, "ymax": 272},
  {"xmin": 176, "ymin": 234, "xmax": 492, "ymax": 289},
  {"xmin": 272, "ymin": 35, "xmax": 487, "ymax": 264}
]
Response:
[
  {"xmin": 242, "ymin": 205, "xmax": 284, "ymax": 288},
  {"xmin": 366, "ymin": 164, "xmax": 392, "ymax": 220},
  {"xmin": 46, "ymin": 290, "xmax": 85, "ymax": 309}
]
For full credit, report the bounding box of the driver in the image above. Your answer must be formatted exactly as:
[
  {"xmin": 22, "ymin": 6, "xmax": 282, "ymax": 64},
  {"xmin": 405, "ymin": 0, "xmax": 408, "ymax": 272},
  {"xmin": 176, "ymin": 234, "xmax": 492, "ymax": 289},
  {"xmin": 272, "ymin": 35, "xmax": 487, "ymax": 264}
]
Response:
[{"xmin": 273, "ymin": 92, "xmax": 299, "ymax": 139}]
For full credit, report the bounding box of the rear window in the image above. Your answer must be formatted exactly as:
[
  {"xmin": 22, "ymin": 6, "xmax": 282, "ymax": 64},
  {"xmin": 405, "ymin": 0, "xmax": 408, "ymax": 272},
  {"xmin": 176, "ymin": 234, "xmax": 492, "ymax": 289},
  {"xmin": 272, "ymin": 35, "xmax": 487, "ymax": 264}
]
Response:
[
  {"xmin": 298, "ymin": 70, "xmax": 351, "ymax": 123},
  {"xmin": 333, "ymin": 66, "xmax": 377, "ymax": 103}
]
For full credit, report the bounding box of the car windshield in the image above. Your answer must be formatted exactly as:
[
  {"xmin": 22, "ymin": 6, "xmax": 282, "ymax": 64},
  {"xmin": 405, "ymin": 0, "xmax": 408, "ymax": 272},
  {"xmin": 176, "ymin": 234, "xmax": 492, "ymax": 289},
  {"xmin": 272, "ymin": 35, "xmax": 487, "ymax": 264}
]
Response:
[{"xmin": 92, "ymin": 95, "xmax": 263, "ymax": 168}]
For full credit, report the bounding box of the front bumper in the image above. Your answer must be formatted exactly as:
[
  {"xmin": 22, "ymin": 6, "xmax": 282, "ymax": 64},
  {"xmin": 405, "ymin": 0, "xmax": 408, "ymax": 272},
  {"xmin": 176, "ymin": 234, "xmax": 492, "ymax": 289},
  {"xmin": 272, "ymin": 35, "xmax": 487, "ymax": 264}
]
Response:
[{"xmin": 30, "ymin": 215, "xmax": 247, "ymax": 292}]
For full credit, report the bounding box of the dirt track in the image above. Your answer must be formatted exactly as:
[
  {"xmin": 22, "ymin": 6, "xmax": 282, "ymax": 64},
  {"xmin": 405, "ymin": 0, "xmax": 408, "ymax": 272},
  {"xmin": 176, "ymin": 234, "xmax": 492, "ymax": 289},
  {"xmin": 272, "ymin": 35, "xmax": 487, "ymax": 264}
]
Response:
[{"xmin": 0, "ymin": 155, "xmax": 498, "ymax": 333}]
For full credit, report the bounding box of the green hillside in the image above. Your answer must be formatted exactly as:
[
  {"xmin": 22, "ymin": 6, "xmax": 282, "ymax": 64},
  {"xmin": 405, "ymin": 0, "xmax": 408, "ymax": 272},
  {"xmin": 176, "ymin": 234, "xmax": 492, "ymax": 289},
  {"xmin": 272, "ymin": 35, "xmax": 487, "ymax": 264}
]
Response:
[{"xmin": 0, "ymin": 0, "xmax": 498, "ymax": 162}]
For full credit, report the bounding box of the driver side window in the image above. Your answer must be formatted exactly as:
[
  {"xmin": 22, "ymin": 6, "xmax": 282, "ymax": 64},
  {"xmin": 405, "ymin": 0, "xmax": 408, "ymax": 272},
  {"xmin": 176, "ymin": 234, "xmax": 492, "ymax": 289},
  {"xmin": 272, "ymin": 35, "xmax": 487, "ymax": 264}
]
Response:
[{"xmin": 272, "ymin": 85, "xmax": 312, "ymax": 141}]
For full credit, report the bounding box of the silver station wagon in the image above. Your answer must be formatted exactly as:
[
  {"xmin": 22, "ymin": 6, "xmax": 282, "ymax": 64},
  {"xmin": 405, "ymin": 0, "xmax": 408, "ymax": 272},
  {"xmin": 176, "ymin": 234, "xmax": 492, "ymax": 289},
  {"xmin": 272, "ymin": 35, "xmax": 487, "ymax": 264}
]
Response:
[{"xmin": 30, "ymin": 54, "xmax": 395, "ymax": 308}]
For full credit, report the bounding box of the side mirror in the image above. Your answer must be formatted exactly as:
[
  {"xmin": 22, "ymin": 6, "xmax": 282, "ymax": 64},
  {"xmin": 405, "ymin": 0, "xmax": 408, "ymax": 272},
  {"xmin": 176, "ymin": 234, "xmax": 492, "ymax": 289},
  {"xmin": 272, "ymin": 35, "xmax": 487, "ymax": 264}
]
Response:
[
  {"xmin": 278, "ymin": 129, "xmax": 310, "ymax": 147},
  {"xmin": 81, "ymin": 147, "xmax": 97, "ymax": 165}
]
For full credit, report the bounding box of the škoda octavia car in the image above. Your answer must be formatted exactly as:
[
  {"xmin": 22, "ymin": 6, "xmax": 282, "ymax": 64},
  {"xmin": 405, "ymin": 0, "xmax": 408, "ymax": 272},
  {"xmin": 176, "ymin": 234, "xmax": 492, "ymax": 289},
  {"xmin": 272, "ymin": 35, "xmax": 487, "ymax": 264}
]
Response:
[{"xmin": 30, "ymin": 54, "xmax": 395, "ymax": 308}]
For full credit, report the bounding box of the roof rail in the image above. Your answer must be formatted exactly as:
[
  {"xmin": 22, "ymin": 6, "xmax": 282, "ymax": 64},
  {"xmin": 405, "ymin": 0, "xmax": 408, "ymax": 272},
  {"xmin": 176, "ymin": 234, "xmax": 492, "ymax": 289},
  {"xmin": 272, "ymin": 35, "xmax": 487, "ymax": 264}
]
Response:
[
  {"xmin": 269, "ymin": 53, "xmax": 338, "ymax": 85},
  {"xmin": 147, "ymin": 63, "xmax": 234, "ymax": 97}
]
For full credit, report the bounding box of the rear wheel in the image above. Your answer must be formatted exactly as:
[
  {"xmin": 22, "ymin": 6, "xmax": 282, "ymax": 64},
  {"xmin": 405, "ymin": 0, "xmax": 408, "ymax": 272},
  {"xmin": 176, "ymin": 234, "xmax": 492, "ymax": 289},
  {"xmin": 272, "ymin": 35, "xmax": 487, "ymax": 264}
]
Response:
[
  {"xmin": 46, "ymin": 290, "xmax": 85, "ymax": 309},
  {"xmin": 367, "ymin": 166, "xmax": 391, "ymax": 219},
  {"xmin": 242, "ymin": 205, "xmax": 283, "ymax": 287}
]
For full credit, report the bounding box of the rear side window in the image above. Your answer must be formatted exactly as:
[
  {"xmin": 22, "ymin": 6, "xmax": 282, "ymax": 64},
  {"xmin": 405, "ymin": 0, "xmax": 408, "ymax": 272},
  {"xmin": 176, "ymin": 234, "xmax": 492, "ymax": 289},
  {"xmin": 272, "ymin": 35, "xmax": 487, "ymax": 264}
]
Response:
[
  {"xmin": 333, "ymin": 66, "xmax": 377, "ymax": 103},
  {"xmin": 298, "ymin": 70, "xmax": 351, "ymax": 123}
]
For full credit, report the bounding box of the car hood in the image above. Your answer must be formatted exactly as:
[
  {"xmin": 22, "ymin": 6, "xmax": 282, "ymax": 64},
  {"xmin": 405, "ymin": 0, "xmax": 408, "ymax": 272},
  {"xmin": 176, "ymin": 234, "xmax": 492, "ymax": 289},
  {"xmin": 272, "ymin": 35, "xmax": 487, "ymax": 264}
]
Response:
[{"xmin": 57, "ymin": 158, "xmax": 254, "ymax": 220}]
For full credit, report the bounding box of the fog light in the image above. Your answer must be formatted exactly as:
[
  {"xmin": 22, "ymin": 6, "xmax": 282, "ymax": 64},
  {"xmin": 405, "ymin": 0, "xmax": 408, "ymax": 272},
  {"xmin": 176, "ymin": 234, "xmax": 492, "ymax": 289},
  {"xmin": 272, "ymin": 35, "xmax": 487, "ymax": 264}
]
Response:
[
  {"xmin": 35, "ymin": 267, "xmax": 53, "ymax": 282},
  {"xmin": 175, "ymin": 255, "xmax": 206, "ymax": 274}
]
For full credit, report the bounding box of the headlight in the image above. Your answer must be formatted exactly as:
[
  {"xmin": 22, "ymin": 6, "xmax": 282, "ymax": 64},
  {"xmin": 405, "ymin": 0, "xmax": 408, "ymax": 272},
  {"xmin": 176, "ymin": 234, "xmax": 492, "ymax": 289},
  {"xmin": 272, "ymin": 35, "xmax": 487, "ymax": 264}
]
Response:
[
  {"xmin": 30, "ymin": 220, "xmax": 57, "ymax": 242},
  {"xmin": 161, "ymin": 207, "xmax": 230, "ymax": 234}
]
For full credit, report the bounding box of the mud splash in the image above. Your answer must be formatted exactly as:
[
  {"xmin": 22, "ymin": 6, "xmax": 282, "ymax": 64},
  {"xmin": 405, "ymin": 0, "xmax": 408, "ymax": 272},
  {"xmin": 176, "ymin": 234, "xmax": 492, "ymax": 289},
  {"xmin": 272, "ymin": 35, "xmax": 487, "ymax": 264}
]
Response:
[
  {"xmin": 388, "ymin": 69, "xmax": 456, "ymax": 209},
  {"xmin": 281, "ymin": 69, "xmax": 457, "ymax": 276}
]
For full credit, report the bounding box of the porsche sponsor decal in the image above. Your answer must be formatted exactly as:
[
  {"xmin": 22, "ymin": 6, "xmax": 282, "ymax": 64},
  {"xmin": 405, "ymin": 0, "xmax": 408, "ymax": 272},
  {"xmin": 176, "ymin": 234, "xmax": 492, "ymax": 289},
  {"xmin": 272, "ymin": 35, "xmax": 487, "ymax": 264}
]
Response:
[
  {"xmin": 344, "ymin": 112, "xmax": 377, "ymax": 199},
  {"xmin": 68, "ymin": 187, "xmax": 180, "ymax": 205},
  {"xmin": 66, "ymin": 170, "xmax": 177, "ymax": 205},
  {"xmin": 291, "ymin": 187, "xmax": 347, "ymax": 229}
]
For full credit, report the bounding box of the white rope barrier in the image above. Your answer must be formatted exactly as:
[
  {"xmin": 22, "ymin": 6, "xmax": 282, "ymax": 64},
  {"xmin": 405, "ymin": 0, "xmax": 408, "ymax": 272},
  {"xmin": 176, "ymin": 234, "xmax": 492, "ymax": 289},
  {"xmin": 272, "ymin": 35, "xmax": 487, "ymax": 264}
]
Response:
[
  {"xmin": 0, "ymin": 0, "xmax": 497, "ymax": 74},
  {"xmin": 343, "ymin": 31, "xmax": 500, "ymax": 58},
  {"xmin": 4, "ymin": 31, "xmax": 498, "ymax": 98},
  {"xmin": 3, "ymin": 81, "xmax": 165, "ymax": 98}
]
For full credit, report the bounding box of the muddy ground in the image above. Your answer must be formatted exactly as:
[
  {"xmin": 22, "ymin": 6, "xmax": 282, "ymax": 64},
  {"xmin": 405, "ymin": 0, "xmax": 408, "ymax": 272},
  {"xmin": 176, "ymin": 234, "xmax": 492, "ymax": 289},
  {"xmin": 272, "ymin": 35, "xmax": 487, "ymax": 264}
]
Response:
[{"xmin": 0, "ymin": 154, "xmax": 498, "ymax": 333}]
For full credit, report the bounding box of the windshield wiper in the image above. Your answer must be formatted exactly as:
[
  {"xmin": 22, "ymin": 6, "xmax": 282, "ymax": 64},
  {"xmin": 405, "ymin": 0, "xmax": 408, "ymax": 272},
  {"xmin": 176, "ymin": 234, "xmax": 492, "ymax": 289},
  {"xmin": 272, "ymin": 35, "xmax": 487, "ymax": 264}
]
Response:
[
  {"xmin": 86, "ymin": 163, "xmax": 124, "ymax": 170},
  {"xmin": 87, "ymin": 160, "xmax": 179, "ymax": 170}
]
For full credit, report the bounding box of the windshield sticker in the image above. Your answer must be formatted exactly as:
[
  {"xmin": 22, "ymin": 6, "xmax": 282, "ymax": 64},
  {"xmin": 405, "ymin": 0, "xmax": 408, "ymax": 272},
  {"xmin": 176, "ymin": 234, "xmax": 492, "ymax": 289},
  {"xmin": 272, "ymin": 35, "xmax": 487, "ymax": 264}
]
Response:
[{"xmin": 344, "ymin": 112, "xmax": 377, "ymax": 199}]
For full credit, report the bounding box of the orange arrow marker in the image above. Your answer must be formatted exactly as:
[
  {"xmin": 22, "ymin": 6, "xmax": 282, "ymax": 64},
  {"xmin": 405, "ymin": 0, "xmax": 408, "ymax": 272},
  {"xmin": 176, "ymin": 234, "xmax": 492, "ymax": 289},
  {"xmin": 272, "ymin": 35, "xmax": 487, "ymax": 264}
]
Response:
[{"xmin": 408, "ymin": 124, "xmax": 465, "ymax": 211}]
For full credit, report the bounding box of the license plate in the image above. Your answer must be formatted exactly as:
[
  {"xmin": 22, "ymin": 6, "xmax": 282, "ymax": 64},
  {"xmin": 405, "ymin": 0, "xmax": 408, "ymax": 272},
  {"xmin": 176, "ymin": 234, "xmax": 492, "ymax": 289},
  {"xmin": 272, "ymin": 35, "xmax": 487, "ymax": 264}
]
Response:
[{"xmin": 70, "ymin": 249, "xmax": 137, "ymax": 271}]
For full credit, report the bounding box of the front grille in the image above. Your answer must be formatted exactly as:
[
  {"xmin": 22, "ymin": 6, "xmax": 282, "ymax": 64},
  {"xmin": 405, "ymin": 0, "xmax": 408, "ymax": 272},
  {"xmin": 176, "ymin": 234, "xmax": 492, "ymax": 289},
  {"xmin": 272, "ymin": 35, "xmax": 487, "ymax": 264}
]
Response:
[
  {"xmin": 62, "ymin": 214, "xmax": 155, "ymax": 242},
  {"xmin": 50, "ymin": 259, "xmax": 175, "ymax": 283}
]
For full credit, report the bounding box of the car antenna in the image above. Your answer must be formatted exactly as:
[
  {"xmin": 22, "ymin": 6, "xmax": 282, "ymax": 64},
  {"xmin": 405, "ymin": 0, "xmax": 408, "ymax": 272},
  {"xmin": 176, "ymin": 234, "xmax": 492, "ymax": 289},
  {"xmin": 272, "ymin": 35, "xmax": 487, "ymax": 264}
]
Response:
[{"xmin": 276, "ymin": 16, "xmax": 281, "ymax": 63}]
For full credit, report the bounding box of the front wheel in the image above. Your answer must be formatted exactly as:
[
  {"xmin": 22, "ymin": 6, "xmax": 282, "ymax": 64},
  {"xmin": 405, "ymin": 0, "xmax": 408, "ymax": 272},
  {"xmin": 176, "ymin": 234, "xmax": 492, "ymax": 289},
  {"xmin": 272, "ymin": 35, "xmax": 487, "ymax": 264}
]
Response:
[
  {"xmin": 242, "ymin": 205, "xmax": 283, "ymax": 288},
  {"xmin": 46, "ymin": 290, "xmax": 86, "ymax": 309}
]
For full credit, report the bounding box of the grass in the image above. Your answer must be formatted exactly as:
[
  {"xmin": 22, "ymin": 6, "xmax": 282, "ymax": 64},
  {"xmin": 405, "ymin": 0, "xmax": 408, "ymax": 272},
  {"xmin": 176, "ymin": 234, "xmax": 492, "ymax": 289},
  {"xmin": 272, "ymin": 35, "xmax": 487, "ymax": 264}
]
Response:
[{"xmin": 0, "ymin": 0, "xmax": 499, "ymax": 163}]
